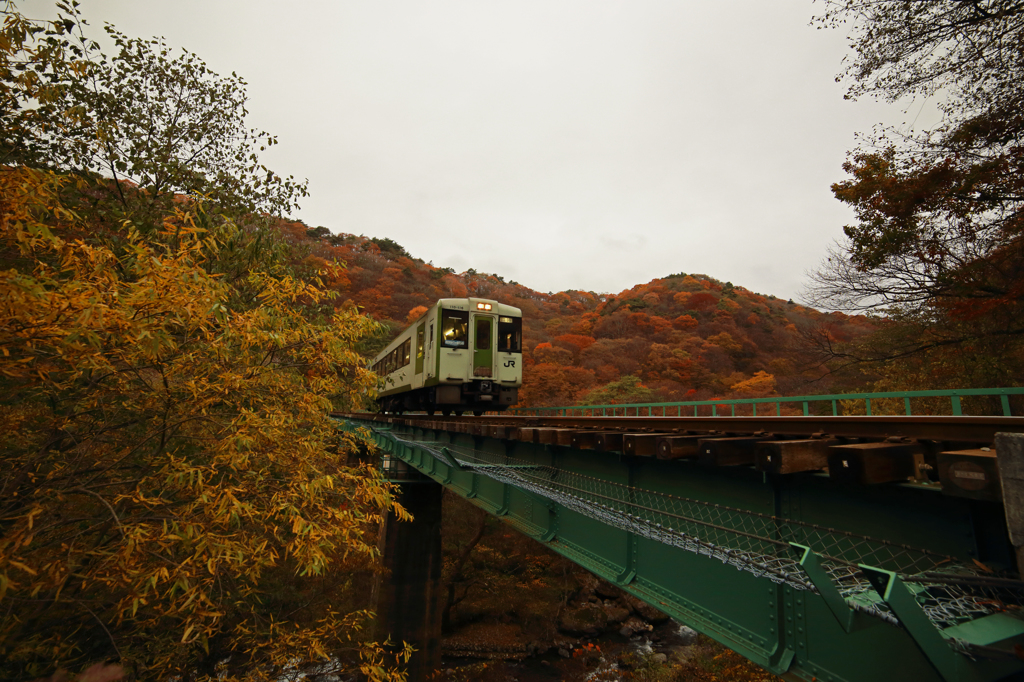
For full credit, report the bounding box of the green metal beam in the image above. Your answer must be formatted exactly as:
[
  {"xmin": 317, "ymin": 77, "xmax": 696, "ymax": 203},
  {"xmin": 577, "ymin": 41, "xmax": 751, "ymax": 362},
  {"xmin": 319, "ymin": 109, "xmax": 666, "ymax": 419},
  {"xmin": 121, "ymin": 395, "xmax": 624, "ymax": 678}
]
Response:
[{"xmin": 345, "ymin": 418, "xmax": 1024, "ymax": 682}]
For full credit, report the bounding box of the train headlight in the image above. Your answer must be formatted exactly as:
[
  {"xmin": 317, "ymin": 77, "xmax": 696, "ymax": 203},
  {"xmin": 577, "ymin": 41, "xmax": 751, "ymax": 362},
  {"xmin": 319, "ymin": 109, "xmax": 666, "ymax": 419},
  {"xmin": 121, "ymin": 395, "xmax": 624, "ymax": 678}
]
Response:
[{"xmin": 476, "ymin": 303, "xmax": 492, "ymax": 310}]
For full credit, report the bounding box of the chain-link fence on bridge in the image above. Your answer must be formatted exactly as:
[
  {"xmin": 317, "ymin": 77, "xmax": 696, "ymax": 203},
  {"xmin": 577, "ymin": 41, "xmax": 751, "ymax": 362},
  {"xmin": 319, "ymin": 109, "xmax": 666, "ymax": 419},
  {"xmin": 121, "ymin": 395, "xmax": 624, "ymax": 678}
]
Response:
[{"xmin": 371, "ymin": 427, "xmax": 1024, "ymax": 639}]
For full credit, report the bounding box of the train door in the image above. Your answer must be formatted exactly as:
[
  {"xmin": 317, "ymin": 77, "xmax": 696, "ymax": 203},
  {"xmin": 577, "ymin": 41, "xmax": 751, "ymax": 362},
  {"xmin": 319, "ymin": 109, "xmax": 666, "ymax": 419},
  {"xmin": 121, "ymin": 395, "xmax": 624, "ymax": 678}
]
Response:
[
  {"xmin": 425, "ymin": 319, "xmax": 434, "ymax": 380},
  {"xmin": 472, "ymin": 315, "xmax": 495, "ymax": 377},
  {"xmin": 415, "ymin": 323, "xmax": 425, "ymax": 375}
]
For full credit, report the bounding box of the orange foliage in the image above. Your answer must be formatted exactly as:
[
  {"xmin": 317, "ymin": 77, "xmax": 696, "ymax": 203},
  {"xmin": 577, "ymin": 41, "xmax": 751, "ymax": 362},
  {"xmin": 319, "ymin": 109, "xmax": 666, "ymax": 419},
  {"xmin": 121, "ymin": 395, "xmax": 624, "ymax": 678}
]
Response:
[
  {"xmin": 552, "ymin": 334, "xmax": 597, "ymax": 357},
  {"xmin": 730, "ymin": 371, "xmax": 778, "ymax": 398},
  {"xmin": 673, "ymin": 291, "xmax": 692, "ymax": 306},
  {"xmin": 673, "ymin": 314, "xmax": 698, "ymax": 330},
  {"xmin": 687, "ymin": 292, "xmax": 718, "ymax": 312},
  {"xmin": 569, "ymin": 312, "xmax": 599, "ymax": 335},
  {"xmin": 279, "ymin": 226, "xmax": 868, "ymax": 407},
  {"xmin": 407, "ymin": 305, "xmax": 429, "ymax": 323}
]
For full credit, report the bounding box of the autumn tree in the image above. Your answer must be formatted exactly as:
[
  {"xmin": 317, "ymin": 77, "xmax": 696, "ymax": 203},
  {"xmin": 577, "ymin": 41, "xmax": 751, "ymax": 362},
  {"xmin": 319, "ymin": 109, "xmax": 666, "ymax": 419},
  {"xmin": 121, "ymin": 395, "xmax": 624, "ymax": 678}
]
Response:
[
  {"xmin": 578, "ymin": 376, "xmax": 657, "ymax": 406},
  {"xmin": 2, "ymin": 1, "xmax": 306, "ymax": 228},
  {"xmin": 729, "ymin": 371, "xmax": 778, "ymax": 399},
  {"xmin": 0, "ymin": 166, "xmax": 411, "ymax": 680},
  {"xmin": 1, "ymin": 4, "xmax": 408, "ymax": 680},
  {"xmin": 808, "ymin": 1, "xmax": 1024, "ymax": 385}
]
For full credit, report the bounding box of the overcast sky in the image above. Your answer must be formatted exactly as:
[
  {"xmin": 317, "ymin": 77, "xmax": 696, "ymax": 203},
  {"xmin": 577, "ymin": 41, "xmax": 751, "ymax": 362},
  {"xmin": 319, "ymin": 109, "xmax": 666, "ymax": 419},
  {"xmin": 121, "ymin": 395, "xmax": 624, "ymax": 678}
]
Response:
[{"xmin": 22, "ymin": 1, "xmax": 937, "ymax": 302}]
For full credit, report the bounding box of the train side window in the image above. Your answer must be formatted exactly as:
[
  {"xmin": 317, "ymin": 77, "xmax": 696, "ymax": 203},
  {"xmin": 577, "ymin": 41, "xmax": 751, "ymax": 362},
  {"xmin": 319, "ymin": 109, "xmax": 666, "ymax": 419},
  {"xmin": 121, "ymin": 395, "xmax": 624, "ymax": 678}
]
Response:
[
  {"xmin": 417, "ymin": 327, "xmax": 424, "ymax": 359},
  {"xmin": 441, "ymin": 310, "xmax": 469, "ymax": 348},
  {"xmin": 403, "ymin": 339, "xmax": 411, "ymax": 366},
  {"xmin": 498, "ymin": 316, "xmax": 522, "ymax": 353}
]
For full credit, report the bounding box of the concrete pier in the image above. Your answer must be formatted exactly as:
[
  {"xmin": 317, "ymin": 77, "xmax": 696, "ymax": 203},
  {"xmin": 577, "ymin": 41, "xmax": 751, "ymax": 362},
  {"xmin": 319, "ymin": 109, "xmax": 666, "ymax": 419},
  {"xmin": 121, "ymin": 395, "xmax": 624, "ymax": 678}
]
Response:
[{"xmin": 374, "ymin": 470, "xmax": 444, "ymax": 682}]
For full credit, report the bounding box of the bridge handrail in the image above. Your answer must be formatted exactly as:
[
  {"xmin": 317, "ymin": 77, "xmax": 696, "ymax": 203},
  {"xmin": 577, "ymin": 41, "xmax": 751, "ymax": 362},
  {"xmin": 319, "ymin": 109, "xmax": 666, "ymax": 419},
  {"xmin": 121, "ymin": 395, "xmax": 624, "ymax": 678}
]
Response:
[{"xmin": 510, "ymin": 386, "xmax": 1024, "ymax": 418}]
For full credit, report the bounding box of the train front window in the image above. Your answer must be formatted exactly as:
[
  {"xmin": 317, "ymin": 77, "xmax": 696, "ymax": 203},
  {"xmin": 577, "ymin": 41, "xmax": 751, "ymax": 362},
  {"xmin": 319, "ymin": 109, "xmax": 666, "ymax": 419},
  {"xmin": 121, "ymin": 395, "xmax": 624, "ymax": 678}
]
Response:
[
  {"xmin": 441, "ymin": 309, "xmax": 469, "ymax": 348},
  {"xmin": 498, "ymin": 316, "xmax": 522, "ymax": 353},
  {"xmin": 475, "ymin": 318, "xmax": 491, "ymax": 350}
]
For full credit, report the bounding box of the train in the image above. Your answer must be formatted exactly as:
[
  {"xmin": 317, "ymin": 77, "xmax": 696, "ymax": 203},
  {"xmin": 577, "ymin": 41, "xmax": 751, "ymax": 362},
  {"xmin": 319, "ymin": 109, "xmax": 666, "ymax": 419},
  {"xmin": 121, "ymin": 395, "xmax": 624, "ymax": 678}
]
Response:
[{"xmin": 371, "ymin": 298, "xmax": 523, "ymax": 415}]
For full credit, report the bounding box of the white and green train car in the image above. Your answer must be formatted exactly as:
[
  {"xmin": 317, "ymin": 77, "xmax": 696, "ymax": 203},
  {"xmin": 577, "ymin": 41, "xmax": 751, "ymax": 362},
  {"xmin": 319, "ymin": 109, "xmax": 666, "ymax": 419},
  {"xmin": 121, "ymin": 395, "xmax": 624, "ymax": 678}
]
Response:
[{"xmin": 371, "ymin": 298, "xmax": 523, "ymax": 415}]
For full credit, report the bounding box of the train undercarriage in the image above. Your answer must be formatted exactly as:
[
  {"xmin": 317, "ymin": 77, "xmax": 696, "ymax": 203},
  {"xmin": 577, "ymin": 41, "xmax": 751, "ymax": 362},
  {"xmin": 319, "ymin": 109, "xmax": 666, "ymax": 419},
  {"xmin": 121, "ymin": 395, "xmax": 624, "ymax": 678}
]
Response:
[{"xmin": 379, "ymin": 381, "xmax": 518, "ymax": 416}]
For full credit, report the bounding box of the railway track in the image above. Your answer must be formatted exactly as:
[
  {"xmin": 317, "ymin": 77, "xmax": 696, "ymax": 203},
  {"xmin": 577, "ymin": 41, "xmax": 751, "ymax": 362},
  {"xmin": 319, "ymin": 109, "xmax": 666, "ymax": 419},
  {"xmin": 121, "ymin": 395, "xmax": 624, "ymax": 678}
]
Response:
[{"xmin": 337, "ymin": 412, "xmax": 1024, "ymax": 497}]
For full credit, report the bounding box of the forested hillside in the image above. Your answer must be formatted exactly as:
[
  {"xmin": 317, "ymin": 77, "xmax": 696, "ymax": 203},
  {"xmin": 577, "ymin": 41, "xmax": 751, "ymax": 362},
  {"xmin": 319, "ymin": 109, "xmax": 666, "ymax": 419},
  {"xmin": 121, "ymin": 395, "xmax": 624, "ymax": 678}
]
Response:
[{"xmin": 280, "ymin": 224, "xmax": 874, "ymax": 407}]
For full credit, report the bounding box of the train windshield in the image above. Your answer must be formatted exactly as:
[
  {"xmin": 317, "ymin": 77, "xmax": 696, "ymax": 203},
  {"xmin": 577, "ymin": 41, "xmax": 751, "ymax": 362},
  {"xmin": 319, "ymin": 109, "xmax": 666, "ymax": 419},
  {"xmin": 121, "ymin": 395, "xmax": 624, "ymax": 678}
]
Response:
[
  {"xmin": 497, "ymin": 316, "xmax": 522, "ymax": 353},
  {"xmin": 441, "ymin": 309, "xmax": 469, "ymax": 348}
]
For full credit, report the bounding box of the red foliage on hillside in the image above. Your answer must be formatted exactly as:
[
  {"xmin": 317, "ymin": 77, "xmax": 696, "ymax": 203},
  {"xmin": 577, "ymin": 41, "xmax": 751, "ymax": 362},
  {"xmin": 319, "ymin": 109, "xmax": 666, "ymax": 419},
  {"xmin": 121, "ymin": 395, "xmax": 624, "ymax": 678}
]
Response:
[{"xmin": 279, "ymin": 223, "xmax": 874, "ymax": 408}]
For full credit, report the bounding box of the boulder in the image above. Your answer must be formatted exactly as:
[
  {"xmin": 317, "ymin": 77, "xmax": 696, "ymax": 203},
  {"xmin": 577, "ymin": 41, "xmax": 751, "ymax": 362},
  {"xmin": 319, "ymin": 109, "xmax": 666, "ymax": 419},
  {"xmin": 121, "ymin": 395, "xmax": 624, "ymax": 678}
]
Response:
[
  {"xmin": 594, "ymin": 579, "xmax": 623, "ymax": 600},
  {"xmin": 603, "ymin": 603, "xmax": 631, "ymax": 625},
  {"xmin": 625, "ymin": 595, "xmax": 671, "ymax": 624},
  {"xmin": 666, "ymin": 623, "xmax": 699, "ymax": 647},
  {"xmin": 619, "ymin": 616, "xmax": 652, "ymax": 638},
  {"xmin": 558, "ymin": 604, "xmax": 609, "ymax": 635}
]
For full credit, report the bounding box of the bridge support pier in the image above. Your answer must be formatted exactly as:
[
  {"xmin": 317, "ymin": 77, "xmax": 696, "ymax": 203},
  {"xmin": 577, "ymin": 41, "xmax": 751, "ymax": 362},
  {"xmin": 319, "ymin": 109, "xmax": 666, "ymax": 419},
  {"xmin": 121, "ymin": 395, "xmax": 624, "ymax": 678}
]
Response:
[{"xmin": 374, "ymin": 470, "xmax": 444, "ymax": 682}]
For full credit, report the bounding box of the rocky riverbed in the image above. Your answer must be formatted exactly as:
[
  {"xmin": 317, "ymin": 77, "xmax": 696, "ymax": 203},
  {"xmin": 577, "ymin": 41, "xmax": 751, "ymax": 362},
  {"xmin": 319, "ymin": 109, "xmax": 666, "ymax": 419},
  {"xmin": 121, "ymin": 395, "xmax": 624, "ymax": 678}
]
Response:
[{"xmin": 437, "ymin": 574, "xmax": 718, "ymax": 682}]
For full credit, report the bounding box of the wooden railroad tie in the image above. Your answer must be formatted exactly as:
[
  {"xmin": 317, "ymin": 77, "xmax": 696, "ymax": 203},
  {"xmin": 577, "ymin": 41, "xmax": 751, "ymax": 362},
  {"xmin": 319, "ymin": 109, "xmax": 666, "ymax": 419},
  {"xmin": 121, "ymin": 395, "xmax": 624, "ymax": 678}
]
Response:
[
  {"xmin": 516, "ymin": 427, "xmax": 539, "ymax": 443},
  {"xmin": 756, "ymin": 439, "xmax": 837, "ymax": 474},
  {"xmin": 827, "ymin": 442, "xmax": 924, "ymax": 485},
  {"xmin": 623, "ymin": 433, "xmax": 660, "ymax": 457},
  {"xmin": 488, "ymin": 424, "xmax": 514, "ymax": 439},
  {"xmin": 655, "ymin": 435, "xmax": 703, "ymax": 460},
  {"xmin": 698, "ymin": 436, "xmax": 769, "ymax": 466},
  {"xmin": 572, "ymin": 431, "xmax": 617, "ymax": 450},
  {"xmin": 594, "ymin": 432, "xmax": 625, "ymax": 453}
]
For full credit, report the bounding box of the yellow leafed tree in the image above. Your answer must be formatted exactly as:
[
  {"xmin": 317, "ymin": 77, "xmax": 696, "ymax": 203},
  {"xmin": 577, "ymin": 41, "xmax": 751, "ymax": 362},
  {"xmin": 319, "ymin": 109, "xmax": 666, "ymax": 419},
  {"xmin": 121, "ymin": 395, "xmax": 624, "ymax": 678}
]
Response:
[
  {"xmin": 1, "ymin": 4, "xmax": 413, "ymax": 677},
  {"xmin": 0, "ymin": 168, "xmax": 408, "ymax": 680}
]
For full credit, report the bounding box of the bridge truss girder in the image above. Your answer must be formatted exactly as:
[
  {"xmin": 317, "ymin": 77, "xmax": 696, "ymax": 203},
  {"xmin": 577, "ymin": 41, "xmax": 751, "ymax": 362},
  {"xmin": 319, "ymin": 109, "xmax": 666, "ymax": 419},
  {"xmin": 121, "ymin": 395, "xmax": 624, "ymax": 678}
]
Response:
[{"xmin": 350, "ymin": 418, "xmax": 1024, "ymax": 682}]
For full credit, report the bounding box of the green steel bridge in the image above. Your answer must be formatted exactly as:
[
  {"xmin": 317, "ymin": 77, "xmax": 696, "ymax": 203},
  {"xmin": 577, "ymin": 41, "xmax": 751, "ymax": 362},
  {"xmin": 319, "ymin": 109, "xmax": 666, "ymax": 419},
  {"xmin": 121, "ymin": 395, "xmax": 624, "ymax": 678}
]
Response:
[{"xmin": 341, "ymin": 387, "xmax": 1024, "ymax": 682}]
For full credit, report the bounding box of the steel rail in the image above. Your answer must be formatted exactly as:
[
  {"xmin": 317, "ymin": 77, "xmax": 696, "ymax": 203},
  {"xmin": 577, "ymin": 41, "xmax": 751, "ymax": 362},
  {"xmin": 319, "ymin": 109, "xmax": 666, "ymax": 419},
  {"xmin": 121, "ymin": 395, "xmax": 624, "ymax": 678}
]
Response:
[{"xmin": 339, "ymin": 412, "xmax": 1024, "ymax": 445}]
